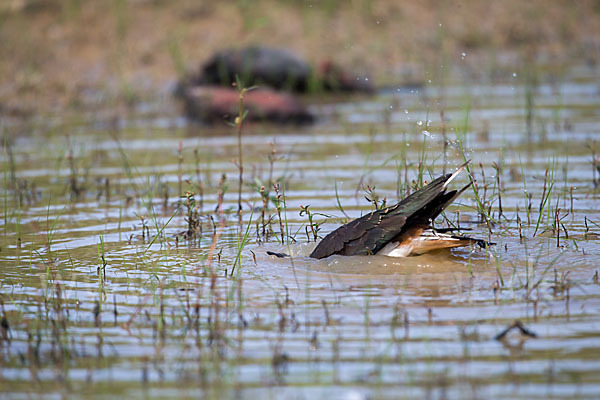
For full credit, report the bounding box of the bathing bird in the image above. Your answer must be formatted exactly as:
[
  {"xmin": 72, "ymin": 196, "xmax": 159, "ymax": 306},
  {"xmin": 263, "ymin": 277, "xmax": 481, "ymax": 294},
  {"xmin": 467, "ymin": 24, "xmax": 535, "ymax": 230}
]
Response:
[{"xmin": 309, "ymin": 161, "xmax": 491, "ymax": 259}]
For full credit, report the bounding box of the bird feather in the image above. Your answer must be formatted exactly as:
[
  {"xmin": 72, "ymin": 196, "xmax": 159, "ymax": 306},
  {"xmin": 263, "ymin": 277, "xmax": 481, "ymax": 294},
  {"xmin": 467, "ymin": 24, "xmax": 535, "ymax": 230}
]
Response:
[{"xmin": 309, "ymin": 162, "xmax": 479, "ymax": 259}]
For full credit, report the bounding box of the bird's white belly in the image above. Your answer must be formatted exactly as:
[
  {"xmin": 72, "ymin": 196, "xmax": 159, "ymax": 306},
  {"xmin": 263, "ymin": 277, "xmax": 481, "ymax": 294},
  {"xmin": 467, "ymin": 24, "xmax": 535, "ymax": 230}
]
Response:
[{"xmin": 377, "ymin": 241, "xmax": 413, "ymax": 257}]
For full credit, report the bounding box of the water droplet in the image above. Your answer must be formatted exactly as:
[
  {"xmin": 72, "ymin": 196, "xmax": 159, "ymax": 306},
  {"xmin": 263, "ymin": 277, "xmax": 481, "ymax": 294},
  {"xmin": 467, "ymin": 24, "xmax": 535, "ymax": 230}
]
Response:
[
  {"xmin": 417, "ymin": 120, "xmax": 423, "ymax": 126},
  {"xmin": 404, "ymin": 109, "xmax": 409, "ymax": 114},
  {"xmin": 389, "ymin": 105, "xmax": 393, "ymax": 109},
  {"xmin": 461, "ymin": 52, "xmax": 466, "ymax": 59},
  {"xmin": 512, "ymin": 72, "xmax": 517, "ymax": 77},
  {"xmin": 428, "ymin": 80, "xmax": 432, "ymax": 84},
  {"xmin": 422, "ymin": 130, "xmax": 432, "ymax": 138}
]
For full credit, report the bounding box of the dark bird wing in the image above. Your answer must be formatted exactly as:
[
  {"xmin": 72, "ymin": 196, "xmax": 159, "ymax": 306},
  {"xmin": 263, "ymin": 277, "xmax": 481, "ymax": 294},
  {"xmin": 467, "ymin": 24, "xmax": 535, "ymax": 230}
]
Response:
[{"xmin": 309, "ymin": 162, "xmax": 471, "ymax": 259}]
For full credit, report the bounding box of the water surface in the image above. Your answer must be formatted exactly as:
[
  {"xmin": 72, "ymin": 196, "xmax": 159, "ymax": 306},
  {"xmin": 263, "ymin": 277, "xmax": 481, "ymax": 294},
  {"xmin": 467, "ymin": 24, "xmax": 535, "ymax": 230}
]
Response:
[{"xmin": 2, "ymin": 65, "xmax": 600, "ymax": 399}]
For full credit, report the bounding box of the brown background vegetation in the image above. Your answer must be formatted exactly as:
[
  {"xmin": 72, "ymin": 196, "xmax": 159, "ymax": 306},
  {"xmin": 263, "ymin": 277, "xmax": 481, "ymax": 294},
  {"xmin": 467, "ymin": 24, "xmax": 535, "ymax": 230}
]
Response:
[{"xmin": 1, "ymin": 0, "xmax": 599, "ymax": 117}]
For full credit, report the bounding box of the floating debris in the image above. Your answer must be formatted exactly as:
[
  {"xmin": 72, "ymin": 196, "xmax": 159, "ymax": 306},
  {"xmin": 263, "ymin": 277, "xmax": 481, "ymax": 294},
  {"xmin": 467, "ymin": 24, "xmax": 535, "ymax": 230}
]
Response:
[{"xmin": 494, "ymin": 320, "xmax": 538, "ymax": 341}]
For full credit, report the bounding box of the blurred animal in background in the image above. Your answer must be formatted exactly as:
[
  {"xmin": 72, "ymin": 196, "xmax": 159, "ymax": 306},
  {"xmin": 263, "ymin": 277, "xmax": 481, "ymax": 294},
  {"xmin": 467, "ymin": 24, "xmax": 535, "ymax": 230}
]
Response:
[{"xmin": 176, "ymin": 45, "xmax": 373, "ymax": 125}]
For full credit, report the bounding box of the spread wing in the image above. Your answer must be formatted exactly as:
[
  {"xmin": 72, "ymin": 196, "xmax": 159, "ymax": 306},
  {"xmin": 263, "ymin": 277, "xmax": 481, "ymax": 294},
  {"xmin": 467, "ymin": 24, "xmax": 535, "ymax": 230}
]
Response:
[{"xmin": 309, "ymin": 162, "xmax": 471, "ymax": 259}]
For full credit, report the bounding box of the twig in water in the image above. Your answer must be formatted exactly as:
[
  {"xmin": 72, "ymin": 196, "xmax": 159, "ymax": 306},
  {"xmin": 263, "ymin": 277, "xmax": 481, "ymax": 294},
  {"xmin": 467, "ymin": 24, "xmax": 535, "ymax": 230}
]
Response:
[{"xmin": 494, "ymin": 320, "xmax": 537, "ymax": 341}]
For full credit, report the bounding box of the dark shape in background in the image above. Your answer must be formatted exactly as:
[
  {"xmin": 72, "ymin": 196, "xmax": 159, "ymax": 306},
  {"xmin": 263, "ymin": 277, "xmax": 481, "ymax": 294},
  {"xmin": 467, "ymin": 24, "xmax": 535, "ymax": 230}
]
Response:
[
  {"xmin": 177, "ymin": 46, "xmax": 374, "ymax": 124},
  {"xmin": 199, "ymin": 46, "xmax": 313, "ymax": 92}
]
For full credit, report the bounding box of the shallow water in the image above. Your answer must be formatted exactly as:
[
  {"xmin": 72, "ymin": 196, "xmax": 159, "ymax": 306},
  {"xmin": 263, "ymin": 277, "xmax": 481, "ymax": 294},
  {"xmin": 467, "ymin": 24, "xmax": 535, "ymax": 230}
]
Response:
[{"xmin": 2, "ymin": 65, "xmax": 600, "ymax": 399}]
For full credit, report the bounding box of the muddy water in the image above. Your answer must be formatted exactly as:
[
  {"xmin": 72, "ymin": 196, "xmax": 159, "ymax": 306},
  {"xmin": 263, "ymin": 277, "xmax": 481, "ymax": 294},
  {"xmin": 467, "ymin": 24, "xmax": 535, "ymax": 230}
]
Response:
[{"xmin": 2, "ymin": 65, "xmax": 600, "ymax": 399}]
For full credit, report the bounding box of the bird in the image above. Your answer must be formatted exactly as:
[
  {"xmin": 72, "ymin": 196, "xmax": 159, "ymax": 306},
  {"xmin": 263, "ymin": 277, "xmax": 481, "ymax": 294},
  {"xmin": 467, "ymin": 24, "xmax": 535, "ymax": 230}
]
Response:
[{"xmin": 309, "ymin": 161, "xmax": 491, "ymax": 259}]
